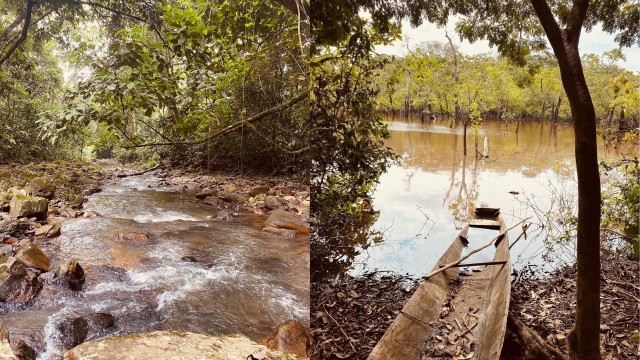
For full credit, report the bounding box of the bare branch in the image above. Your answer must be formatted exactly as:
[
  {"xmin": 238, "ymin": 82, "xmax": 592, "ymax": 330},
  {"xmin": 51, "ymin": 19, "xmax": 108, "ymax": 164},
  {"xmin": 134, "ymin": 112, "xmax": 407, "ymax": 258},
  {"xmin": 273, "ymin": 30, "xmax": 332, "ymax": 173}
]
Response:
[{"xmin": 123, "ymin": 91, "xmax": 308, "ymax": 148}]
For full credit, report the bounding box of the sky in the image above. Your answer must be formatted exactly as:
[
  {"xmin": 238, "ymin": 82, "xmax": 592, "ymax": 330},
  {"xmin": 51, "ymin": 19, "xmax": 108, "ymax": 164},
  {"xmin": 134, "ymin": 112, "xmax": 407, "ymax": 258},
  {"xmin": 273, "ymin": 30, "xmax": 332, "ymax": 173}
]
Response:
[{"xmin": 374, "ymin": 17, "xmax": 640, "ymax": 72}]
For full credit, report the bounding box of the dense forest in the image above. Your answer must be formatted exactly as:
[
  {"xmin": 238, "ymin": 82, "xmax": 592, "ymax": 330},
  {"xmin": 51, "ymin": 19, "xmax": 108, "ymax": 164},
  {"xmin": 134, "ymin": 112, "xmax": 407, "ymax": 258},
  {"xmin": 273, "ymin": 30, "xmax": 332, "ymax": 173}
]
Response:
[
  {"xmin": 1, "ymin": 0, "xmax": 309, "ymax": 175},
  {"xmin": 374, "ymin": 43, "xmax": 639, "ymax": 129}
]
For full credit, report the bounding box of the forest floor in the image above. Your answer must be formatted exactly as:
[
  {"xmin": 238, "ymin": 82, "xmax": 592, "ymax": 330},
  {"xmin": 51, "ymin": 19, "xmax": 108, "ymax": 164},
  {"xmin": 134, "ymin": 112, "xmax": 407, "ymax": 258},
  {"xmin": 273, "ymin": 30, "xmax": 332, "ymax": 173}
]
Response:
[{"xmin": 310, "ymin": 257, "xmax": 639, "ymax": 360}]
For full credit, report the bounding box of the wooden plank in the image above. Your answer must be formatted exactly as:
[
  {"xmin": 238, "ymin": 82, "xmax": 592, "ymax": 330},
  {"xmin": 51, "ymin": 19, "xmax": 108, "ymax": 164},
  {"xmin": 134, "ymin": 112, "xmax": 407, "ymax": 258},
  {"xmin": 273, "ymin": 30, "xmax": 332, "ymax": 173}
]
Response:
[
  {"xmin": 439, "ymin": 260, "xmax": 507, "ymax": 268},
  {"xmin": 475, "ymin": 207, "xmax": 500, "ymax": 217},
  {"xmin": 469, "ymin": 219, "xmax": 502, "ymax": 229}
]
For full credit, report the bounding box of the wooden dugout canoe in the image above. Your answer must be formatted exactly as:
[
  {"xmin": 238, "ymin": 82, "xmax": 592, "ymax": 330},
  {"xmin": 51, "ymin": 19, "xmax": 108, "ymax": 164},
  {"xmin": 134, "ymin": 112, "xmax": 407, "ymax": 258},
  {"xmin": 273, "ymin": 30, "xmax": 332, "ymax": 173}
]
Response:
[{"xmin": 367, "ymin": 208, "xmax": 511, "ymax": 360}]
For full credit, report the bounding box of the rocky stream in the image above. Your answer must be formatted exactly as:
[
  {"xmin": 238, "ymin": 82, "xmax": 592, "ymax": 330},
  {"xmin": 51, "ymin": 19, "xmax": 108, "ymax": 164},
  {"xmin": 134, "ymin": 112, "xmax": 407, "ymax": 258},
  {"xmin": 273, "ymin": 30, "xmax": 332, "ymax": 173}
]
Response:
[{"xmin": 0, "ymin": 160, "xmax": 310, "ymax": 359}]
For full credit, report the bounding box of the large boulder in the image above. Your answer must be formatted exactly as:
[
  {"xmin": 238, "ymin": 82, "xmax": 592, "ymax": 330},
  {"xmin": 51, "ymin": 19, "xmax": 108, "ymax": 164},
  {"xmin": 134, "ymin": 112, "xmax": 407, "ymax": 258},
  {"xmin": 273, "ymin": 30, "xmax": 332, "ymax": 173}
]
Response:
[
  {"xmin": 41, "ymin": 260, "xmax": 84, "ymax": 291},
  {"xmin": 9, "ymin": 195, "xmax": 48, "ymax": 220},
  {"xmin": 29, "ymin": 178, "xmax": 54, "ymax": 199},
  {"xmin": 61, "ymin": 332, "xmax": 303, "ymax": 360},
  {"xmin": 0, "ymin": 258, "xmax": 42, "ymax": 303},
  {"xmin": 15, "ymin": 242, "xmax": 50, "ymax": 272},
  {"xmin": 58, "ymin": 313, "xmax": 115, "ymax": 351},
  {"xmin": 258, "ymin": 320, "xmax": 311, "ymax": 357},
  {"xmin": 263, "ymin": 209, "xmax": 310, "ymax": 235}
]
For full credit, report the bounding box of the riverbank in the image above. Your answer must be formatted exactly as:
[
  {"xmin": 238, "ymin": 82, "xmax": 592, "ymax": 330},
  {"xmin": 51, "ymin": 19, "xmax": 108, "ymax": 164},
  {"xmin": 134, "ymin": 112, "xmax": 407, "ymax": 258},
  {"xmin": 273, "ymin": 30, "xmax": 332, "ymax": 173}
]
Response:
[
  {"xmin": 311, "ymin": 257, "xmax": 639, "ymax": 360},
  {"xmin": 0, "ymin": 160, "xmax": 310, "ymax": 359}
]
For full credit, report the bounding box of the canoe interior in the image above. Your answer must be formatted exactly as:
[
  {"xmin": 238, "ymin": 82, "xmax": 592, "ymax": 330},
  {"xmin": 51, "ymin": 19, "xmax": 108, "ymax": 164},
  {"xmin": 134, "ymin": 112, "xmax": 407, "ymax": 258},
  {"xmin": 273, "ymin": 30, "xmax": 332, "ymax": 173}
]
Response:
[{"xmin": 367, "ymin": 210, "xmax": 511, "ymax": 360}]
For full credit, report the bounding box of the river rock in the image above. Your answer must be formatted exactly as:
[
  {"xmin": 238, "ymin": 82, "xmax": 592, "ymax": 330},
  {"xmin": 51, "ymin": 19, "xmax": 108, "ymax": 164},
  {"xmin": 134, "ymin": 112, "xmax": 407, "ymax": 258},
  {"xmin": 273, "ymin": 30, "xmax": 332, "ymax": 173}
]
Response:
[
  {"xmin": 58, "ymin": 313, "xmax": 115, "ymax": 350},
  {"xmin": 70, "ymin": 195, "xmax": 84, "ymax": 209},
  {"xmin": 265, "ymin": 196, "xmax": 284, "ymax": 209},
  {"xmin": 195, "ymin": 189, "xmax": 217, "ymax": 199},
  {"xmin": 202, "ymin": 196, "xmax": 221, "ymax": 207},
  {"xmin": 42, "ymin": 260, "xmax": 84, "ymax": 291},
  {"xmin": 256, "ymin": 201, "xmax": 266, "ymax": 208},
  {"xmin": 180, "ymin": 256, "xmax": 197, "ymax": 262},
  {"xmin": 0, "ymin": 215, "xmax": 18, "ymax": 234},
  {"xmin": 29, "ymin": 178, "xmax": 54, "ymax": 199},
  {"xmin": 215, "ymin": 209, "xmax": 233, "ymax": 220},
  {"xmin": 10, "ymin": 338, "xmax": 35, "ymax": 360},
  {"xmin": 0, "ymin": 258, "xmax": 42, "ymax": 303},
  {"xmin": 255, "ymin": 193, "xmax": 266, "ymax": 201},
  {"xmin": 222, "ymin": 184, "xmax": 237, "ymax": 193},
  {"xmin": 61, "ymin": 332, "xmax": 302, "ymax": 360},
  {"xmin": 249, "ymin": 185, "xmax": 269, "ymax": 197},
  {"xmin": 222, "ymin": 192, "xmax": 246, "ymax": 204},
  {"xmin": 15, "ymin": 242, "xmax": 50, "ymax": 272},
  {"xmin": 263, "ymin": 227, "xmax": 296, "ymax": 238},
  {"xmin": 0, "ymin": 319, "xmax": 15, "ymax": 359},
  {"xmin": 34, "ymin": 224, "xmax": 61, "ymax": 238},
  {"xmin": 82, "ymin": 211, "xmax": 100, "ymax": 218},
  {"xmin": 263, "ymin": 209, "xmax": 310, "ymax": 235},
  {"xmin": 118, "ymin": 233, "xmax": 149, "ymax": 242},
  {"xmin": 59, "ymin": 207, "xmax": 77, "ymax": 218},
  {"xmin": 9, "ymin": 195, "xmax": 48, "ymax": 220},
  {"xmin": 258, "ymin": 320, "xmax": 311, "ymax": 357}
]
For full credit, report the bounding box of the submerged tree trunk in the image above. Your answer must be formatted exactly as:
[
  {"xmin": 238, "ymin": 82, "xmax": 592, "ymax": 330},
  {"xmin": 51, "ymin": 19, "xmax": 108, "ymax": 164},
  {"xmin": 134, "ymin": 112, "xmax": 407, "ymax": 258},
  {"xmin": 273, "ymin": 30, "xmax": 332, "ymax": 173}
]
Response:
[
  {"xmin": 531, "ymin": 0, "xmax": 601, "ymax": 358},
  {"xmin": 554, "ymin": 97, "xmax": 562, "ymax": 123},
  {"xmin": 463, "ymin": 120, "xmax": 467, "ymax": 156}
]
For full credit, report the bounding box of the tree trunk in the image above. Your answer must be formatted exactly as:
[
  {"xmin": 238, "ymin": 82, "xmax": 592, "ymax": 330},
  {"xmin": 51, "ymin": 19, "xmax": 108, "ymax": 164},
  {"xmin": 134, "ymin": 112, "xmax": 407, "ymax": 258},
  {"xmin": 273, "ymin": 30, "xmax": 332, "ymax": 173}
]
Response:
[
  {"xmin": 540, "ymin": 99, "xmax": 546, "ymax": 122},
  {"xmin": 554, "ymin": 97, "xmax": 562, "ymax": 123},
  {"xmin": 463, "ymin": 121, "xmax": 467, "ymax": 156},
  {"xmin": 531, "ymin": 0, "xmax": 601, "ymax": 358}
]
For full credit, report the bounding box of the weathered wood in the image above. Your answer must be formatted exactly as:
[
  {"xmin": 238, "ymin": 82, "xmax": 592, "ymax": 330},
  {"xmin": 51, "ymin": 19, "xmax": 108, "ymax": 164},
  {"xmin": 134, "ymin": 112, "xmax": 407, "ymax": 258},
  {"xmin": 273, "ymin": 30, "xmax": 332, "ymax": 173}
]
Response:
[
  {"xmin": 423, "ymin": 218, "xmax": 527, "ymax": 280},
  {"xmin": 368, "ymin": 215, "xmax": 526, "ymax": 360},
  {"xmin": 475, "ymin": 207, "xmax": 500, "ymax": 217},
  {"xmin": 439, "ymin": 260, "xmax": 507, "ymax": 268},
  {"xmin": 469, "ymin": 219, "xmax": 502, "ymax": 229},
  {"xmin": 366, "ymin": 226, "xmax": 468, "ymax": 360}
]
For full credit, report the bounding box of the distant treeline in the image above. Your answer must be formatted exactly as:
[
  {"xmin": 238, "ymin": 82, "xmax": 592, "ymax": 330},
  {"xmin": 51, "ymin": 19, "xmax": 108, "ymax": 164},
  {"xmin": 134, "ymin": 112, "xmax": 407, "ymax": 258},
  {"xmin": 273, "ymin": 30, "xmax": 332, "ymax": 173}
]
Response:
[{"xmin": 374, "ymin": 41, "xmax": 639, "ymax": 130}]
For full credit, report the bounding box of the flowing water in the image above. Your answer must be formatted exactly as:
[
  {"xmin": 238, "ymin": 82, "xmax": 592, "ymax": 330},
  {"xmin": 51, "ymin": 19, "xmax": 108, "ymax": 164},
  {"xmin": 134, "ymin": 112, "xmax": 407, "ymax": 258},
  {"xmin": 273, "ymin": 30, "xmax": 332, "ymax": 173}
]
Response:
[
  {"xmin": 1, "ymin": 162, "xmax": 309, "ymax": 359},
  {"xmin": 351, "ymin": 116, "xmax": 623, "ymax": 277}
]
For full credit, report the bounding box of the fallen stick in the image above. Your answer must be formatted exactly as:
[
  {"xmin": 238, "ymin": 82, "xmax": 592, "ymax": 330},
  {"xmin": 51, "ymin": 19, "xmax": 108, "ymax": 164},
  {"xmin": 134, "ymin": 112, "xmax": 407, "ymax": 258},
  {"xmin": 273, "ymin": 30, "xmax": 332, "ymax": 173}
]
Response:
[
  {"xmin": 423, "ymin": 218, "xmax": 530, "ymax": 279},
  {"xmin": 323, "ymin": 305, "xmax": 356, "ymax": 352},
  {"xmin": 116, "ymin": 164, "xmax": 161, "ymax": 178},
  {"xmin": 439, "ymin": 260, "xmax": 506, "ymax": 268},
  {"xmin": 509, "ymin": 223, "xmax": 530, "ymax": 250},
  {"xmin": 507, "ymin": 313, "xmax": 568, "ymax": 360}
]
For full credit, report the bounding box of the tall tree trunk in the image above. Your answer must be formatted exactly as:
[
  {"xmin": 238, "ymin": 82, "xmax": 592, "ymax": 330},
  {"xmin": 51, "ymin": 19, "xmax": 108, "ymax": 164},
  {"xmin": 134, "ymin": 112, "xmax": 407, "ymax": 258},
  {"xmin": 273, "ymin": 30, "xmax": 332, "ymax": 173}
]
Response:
[
  {"xmin": 531, "ymin": 0, "xmax": 601, "ymax": 358},
  {"xmin": 540, "ymin": 99, "xmax": 546, "ymax": 122}
]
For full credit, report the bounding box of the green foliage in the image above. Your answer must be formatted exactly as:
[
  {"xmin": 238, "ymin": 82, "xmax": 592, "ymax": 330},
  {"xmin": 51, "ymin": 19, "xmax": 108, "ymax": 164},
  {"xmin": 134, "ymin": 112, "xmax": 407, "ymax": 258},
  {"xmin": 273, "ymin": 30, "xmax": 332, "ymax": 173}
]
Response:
[
  {"xmin": 0, "ymin": 38, "xmax": 65, "ymax": 162},
  {"xmin": 374, "ymin": 44, "xmax": 638, "ymax": 127},
  {"xmin": 39, "ymin": 0, "xmax": 308, "ymax": 173},
  {"xmin": 310, "ymin": 9, "xmax": 400, "ymax": 279}
]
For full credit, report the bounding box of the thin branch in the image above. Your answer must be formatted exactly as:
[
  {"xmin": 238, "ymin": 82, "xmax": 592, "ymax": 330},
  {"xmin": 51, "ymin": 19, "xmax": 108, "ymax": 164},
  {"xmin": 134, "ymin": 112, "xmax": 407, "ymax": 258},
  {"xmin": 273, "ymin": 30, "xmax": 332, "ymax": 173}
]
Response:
[
  {"xmin": 423, "ymin": 218, "xmax": 530, "ymax": 279},
  {"xmin": 123, "ymin": 91, "xmax": 308, "ymax": 148}
]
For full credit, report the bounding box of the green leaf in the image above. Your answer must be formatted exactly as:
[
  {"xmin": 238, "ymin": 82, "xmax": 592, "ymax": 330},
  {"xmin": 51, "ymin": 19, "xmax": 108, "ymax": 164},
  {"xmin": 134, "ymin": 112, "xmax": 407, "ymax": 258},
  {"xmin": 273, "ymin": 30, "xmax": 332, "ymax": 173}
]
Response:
[{"xmin": 127, "ymin": 82, "xmax": 135, "ymax": 89}]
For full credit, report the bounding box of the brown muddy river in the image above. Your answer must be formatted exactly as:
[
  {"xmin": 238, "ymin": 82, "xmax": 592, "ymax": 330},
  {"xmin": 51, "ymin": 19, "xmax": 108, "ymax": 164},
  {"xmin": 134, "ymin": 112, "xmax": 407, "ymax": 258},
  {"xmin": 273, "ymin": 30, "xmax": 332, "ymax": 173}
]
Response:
[
  {"xmin": 0, "ymin": 162, "xmax": 309, "ymax": 359},
  {"xmin": 352, "ymin": 116, "xmax": 623, "ymax": 277}
]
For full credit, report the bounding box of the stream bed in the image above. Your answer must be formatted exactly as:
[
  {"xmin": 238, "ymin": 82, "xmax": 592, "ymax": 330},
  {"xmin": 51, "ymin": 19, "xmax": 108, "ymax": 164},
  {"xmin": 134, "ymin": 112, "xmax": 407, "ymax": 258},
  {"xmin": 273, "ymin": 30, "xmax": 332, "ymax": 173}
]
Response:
[{"xmin": 1, "ymin": 163, "xmax": 310, "ymax": 359}]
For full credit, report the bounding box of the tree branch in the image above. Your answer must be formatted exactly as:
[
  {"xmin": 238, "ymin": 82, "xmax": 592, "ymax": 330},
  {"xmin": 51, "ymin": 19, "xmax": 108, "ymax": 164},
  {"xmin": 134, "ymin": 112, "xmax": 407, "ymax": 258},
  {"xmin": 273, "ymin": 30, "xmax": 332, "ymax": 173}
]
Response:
[
  {"xmin": 565, "ymin": 0, "xmax": 589, "ymax": 46},
  {"xmin": 122, "ymin": 91, "xmax": 308, "ymax": 148},
  {"xmin": 0, "ymin": 0, "xmax": 35, "ymax": 67}
]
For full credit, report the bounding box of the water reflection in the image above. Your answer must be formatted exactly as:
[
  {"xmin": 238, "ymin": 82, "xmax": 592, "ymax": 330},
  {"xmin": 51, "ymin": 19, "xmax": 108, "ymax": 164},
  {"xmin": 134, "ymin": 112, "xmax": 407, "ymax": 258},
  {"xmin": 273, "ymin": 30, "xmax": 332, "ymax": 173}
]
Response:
[{"xmin": 351, "ymin": 117, "xmax": 620, "ymax": 277}]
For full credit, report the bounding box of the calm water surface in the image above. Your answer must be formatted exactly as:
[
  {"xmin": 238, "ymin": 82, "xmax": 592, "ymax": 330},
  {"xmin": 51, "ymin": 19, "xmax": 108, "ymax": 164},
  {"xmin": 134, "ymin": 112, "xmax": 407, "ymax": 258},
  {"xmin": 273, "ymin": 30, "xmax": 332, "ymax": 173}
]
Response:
[
  {"xmin": 1, "ymin": 163, "xmax": 309, "ymax": 359},
  {"xmin": 352, "ymin": 116, "xmax": 622, "ymax": 277}
]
